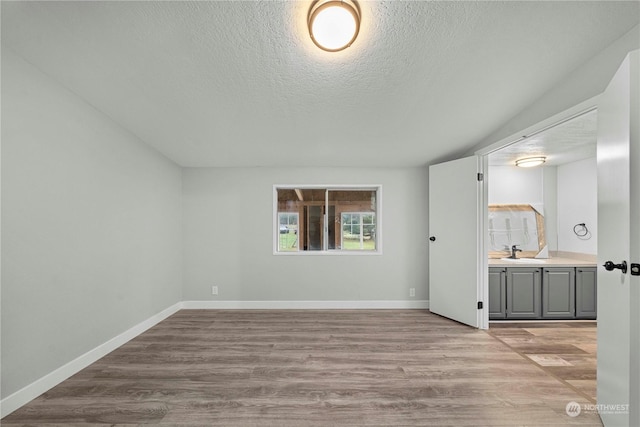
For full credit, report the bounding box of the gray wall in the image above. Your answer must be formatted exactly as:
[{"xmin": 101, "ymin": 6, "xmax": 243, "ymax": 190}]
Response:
[
  {"xmin": 182, "ymin": 167, "xmax": 429, "ymax": 302},
  {"xmin": 1, "ymin": 49, "xmax": 183, "ymax": 398}
]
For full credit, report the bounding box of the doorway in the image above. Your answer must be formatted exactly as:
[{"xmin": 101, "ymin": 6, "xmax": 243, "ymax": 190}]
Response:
[
  {"xmin": 486, "ymin": 108, "xmax": 598, "ymax": 263},
  {"xmin": 483, "ymin": 107, "xmax": 599, "ymax": 323},
  {"xmin": 469, "ymin": 51, "xmax": 638, "ymax": 426},
  {"xmin": 481, "ymin": 107, "xmax": 599, "ymax": 403}
]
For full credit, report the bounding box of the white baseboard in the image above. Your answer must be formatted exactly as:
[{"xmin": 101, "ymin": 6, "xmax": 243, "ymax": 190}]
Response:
[
  {"xmin": 1, "ymin": 299, "xmax": 428, "ymax": 418},
  {"xmin": 0, "ymin": 302, "xmax": 182, "ymax": 418},
  {"xmin": 182, "ymin": 300, "xmax": 429, "ymax": 310}
]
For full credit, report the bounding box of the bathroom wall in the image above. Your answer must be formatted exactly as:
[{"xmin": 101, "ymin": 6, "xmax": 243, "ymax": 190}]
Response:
[
  {"xmin": 489, "ymin": 166, "xmax": 544, "ymax": 205},
  {"xmin": 557, "ymin": 157, "xmax": 597, "ymax": 254},
  {"xmin": 489, "ymin": 158, "xmax": 597, "ymax": 256},
  {"xmin": 488, "ymin": 165, "xmax": 558, "ymax": 252},
  {"xmin": 488, "ymin": 166, "xmax": 544, "ymax": 205}
]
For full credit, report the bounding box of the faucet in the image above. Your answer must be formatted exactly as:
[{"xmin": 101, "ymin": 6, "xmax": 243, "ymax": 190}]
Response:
[{"xmin": 509, "ymin": 245, "xmax": 523, "ymax": 259}]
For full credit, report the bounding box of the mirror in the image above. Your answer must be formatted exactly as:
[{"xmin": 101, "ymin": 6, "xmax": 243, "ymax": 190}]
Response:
[{"xmin": 488, "ymin": 204, "xmax": 546, "ymax": 258}]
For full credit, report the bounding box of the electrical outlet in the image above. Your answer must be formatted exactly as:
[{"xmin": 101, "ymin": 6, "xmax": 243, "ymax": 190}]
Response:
[
  {"xmin": 212, "ymin": 286, "xmax": 218, "ymax": 295},
  {"xmin": 409, "ymin": 288, "xmax": 415, "ymax": 297}
]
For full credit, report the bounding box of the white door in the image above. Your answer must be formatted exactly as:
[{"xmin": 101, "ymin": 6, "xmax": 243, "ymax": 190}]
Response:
[
  {"xmin": 429, "ymin": 156, "xmax": 483, "ymax": 328},
  {"xmin": 597, "ymin": 50, "xmax": 639, "ymax": 427}
]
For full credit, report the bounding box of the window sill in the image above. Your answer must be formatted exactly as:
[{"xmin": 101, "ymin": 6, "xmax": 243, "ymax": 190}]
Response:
[{"xmin": 273, "ymin": 250, "xmax": 382, "ymax": 256}]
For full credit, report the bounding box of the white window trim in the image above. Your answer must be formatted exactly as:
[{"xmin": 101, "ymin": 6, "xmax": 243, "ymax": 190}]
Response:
[{"xmin": 273, "ymin": 184, "xmax": 382, "ymax": 256}]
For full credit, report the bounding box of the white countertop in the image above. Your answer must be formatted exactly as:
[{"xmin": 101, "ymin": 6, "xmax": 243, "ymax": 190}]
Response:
[{"xmin": 489, "ymin": 257, "xmax": 597, "ymax": 268}]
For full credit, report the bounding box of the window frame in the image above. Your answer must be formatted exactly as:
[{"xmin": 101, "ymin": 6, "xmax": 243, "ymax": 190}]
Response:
[{"xmin": 273, "ymin": 185, "xmax": 382, "ymax": 255}]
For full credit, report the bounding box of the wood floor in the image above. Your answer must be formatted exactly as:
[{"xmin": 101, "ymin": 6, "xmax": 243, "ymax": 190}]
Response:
[
  {"xmin": 2, "ymin": 310, "xmax": 602, "ymax": 426},
  {"xmin": 487, "ymin": 321, "xmax": 597, "ymax": 403}
]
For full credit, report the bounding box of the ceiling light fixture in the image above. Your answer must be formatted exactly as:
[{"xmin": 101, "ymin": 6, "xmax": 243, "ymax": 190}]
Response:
[
  {"xmin": 308, "ymin": 0, "xmax": 360, "ymax": 52},
  {"xmin": 515, "ymin": 156, "xmax": 546, "ymax": 168}
]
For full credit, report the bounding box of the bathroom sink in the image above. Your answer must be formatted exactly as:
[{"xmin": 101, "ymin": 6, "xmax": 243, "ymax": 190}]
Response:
[{"xmin": 500, "ymin": 258, "xmax": 546, "ymax": 263}]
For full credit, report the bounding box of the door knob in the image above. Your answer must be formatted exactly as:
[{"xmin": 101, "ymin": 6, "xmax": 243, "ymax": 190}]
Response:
[
  {"xmin": 429, "ymin": 236, "xmax": 436, "ymax": 242},
  {"xmin": 603, "ymin": 260, "xmax": 628, "ymax": 274}
]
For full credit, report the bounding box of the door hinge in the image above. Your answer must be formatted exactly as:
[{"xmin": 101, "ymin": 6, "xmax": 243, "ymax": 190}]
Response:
[
  {"xmin": 477, "ymin": 301, "xmax": 483, "ymax": 310},
  {"xmin": 477, "ymin": 173, "xmax": 484, "ymax": 181}
]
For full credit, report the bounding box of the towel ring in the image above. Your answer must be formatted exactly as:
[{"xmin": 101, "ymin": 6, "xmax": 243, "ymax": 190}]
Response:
[{"xmin": 573, "ymin": 223, "xmax": 589, "ymax": 237}]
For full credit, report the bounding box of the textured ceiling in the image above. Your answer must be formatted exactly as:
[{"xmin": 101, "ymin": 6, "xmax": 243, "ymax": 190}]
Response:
[
  {"xmin": 488, "ymin": 109, "xmax": 597, "ymax": 167},
  {"xmin": 2, "ymin": 1, "xmax": 638, "ymax": 167}
]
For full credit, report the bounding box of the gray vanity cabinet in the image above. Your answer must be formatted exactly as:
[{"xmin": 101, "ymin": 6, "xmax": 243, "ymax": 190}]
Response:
[
  {"xmin": 506, "ymin": 267, "xmax": 541, "ymax": 319},
  {"xmin": 576, "ymin": 267, "xmax": 597, "ymax": 319},
  {"xmin": 489, "ymin": 265, "xmax": 597, "ymax": 320},
  {"xmin": 542, "ymin": 268, "xmax": 575, "ymax": 319},
  {"xmin": 489, "ymin": 268, "xmax": 507, "ymax": 319}
]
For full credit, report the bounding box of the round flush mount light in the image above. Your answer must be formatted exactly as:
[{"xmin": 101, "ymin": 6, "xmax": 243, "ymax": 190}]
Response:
[
  {"xmin": 515, "ymin": 156, "xmax": 546, "ymax": 168},
  {"xmin": 308, "ymin": 0, "xmax": 360, "ymax": 52}
]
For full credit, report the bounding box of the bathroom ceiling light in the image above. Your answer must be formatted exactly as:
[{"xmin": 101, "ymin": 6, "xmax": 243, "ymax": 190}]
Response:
[
  {"xmin": 308, "ymin": 0, "xmax": 360, "ymax": 52},
  {"xmin": 515, "ymin": 156, "xmax": 546, "ymax": 168}
]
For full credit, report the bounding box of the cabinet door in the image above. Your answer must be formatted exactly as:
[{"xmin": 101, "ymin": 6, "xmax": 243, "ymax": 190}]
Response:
[
  {"xmin": 506, "ymin": 268, "xmax": 541, "ymax": 319},
  {"xmin": 489, "ymin": 268, "xmax": 506, "ymax": 319},
  {"xmin": 542, "ymin": 268, "xmax": 576, "ymax": 319},
  {"xmin": 576, "ymin": 267, "xmax": 597, "ymax": 319}
]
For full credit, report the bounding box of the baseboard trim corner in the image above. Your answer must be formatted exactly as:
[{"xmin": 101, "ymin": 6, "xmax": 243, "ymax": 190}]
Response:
[{"xmin": 0, "ymin": 302, "xmax": 182, "ymax": 418}]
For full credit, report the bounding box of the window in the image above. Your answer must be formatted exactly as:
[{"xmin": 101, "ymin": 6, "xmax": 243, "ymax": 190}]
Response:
[
  {"xmin": 341, "ymin": 212, "xmax": 376, "ymax": 250},
  {"xmin": 274, "ymin": 186, "xmax": 381, "ymax": 254},
  {"xmin": 278, "ymin": 212, "xmax": 299, "ymax": 252}
]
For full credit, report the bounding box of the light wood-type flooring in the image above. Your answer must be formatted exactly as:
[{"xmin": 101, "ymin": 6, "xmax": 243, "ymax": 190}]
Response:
[
  {"xmin": 2, "ymin": 310, "xmax": 602, "ymax": 426},
  {"xmin": 488, "ymin": 321, "xmax": 597, "ymax": 403}
]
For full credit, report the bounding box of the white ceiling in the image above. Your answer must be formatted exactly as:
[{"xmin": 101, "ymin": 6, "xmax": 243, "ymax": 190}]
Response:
[
  {"xmin": 2, "ymin": 1, "xmax": 638, "ymax": 168},
  {"xmin": 488, "ymin": 109, "xmax": 598, "ymax": 167}
]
